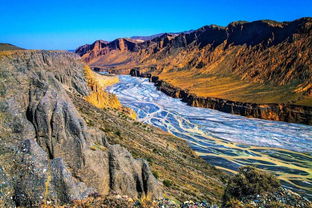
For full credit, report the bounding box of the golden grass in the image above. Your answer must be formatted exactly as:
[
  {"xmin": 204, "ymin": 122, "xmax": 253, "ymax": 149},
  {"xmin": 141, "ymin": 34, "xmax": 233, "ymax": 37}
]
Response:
[
  {"xmin": 295, "ymin": 96, "xmax": 312, "ymax": 106},
  {"xmin": 84, "ymin": 65, "xmax": 137, "ymax": 119},
  {"xmin": 43, "ymin": 174, "xmax": 52, "ymax": 206},
  {"xmin": 158, "ymin": 71, "xmax": 312, "ymax": 106},
  {"xmin": 84, "ymin": 65, "xmax": 122, "ymax": 109},
  {"xmin": 0, "ymin": 50, "xmax": 26, "ymax": 58},
  {"xmin": 89, "ymin": 143, "xmax": 107, "ymax": 151},
  {"xmin": 137, "ymin": 193, "xmax": 159, "ymax": 208}
]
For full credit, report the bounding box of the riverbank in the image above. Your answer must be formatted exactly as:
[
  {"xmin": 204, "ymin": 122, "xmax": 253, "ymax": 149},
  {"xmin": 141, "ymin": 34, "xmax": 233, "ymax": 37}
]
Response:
[
  {"xmin": 130, "ymin": 69, "xmax": 312, "ymax": 125},
  {"xmin": 108, "ymin": 75, "xmax": 312, "ymax": 200}
]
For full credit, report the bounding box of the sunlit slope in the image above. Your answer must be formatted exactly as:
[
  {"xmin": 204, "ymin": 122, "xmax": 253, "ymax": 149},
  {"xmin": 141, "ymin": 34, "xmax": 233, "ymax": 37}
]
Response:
[
  {"xmin": 76, "ymin": 18, "xmax": 312, "ymax": 106},
  {"xmin": 0, "ymin": 43, "xmax": 23, "ymax": 51},
  {"xmin": 84, "ymin": 65, "xmax": 136, "ymax": 119},
  {"xmin": 158, "ymin": 71, "xmax": 311, "ymax": 105}
]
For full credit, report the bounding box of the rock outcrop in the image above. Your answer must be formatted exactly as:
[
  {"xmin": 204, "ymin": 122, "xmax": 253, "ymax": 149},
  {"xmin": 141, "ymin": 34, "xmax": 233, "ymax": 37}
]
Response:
[
  {"xmin": 0, "ymin": 50, "xmax": 161, "ymax": 207},
  {"xmin": 75, "ymin": 38, "xmax": 141, "ymax": 66}
]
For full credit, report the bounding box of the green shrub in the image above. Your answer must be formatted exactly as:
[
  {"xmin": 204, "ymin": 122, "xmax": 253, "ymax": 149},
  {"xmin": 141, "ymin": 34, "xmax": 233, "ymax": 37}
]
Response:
[
  {"xmin": 89, "ymin": 144, "xmax": 107, "ymax": 151},
  {"xmin": 152, "ymin": 170, "xmax": 159, "ymax": 179},
  {"xmin": 163, "ymin": 179, "xmax": 173, "ymax": 187},
  {"xmin": 224, "ymin": 166, "xmax": 280, "ymax": 201},
  {"xmin": 114, "ymin": 130, "xmax": 121, "ymax": 137}
]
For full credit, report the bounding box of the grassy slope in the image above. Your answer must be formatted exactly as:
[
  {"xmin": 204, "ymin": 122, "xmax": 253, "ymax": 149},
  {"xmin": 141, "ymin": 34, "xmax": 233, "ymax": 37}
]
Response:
[
  {"xmin": 84, "ymin": 65, "xmax": 122, "ymax": 109},
  {"xmin": 0, "ymin": 43, "xmax": 23, "ymax": 51},
  {"xmin": 158, "ymin": 71, "xmax": 310, "ymax": 105},
  {"xmin": 72, "ymin": 94, "xmax": 226, "ymax": 203},
  {"xmin": 79, "ymin": 66, "xmax": 227, "ymax": 202},
  {"xmin": 83, "ymin": 65, "xmax": 137, "ymax": 119},
  {"xmin": 152, "ymin": 42, "xmax": 312, "ymax": 106},
  {"xmin": 0, "ymin": 50, "xmax": 226, "ymax": 204}
]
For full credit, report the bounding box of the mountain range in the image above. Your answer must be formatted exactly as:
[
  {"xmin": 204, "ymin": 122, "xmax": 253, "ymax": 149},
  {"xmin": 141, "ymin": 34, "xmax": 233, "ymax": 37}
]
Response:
[
  {"xmin": 76, "ymin": 17, "xmax": 312, "ymax": 108},
  {"xmin": 130, "ymin": 30, "xmax": 194, "ymax": 41}
]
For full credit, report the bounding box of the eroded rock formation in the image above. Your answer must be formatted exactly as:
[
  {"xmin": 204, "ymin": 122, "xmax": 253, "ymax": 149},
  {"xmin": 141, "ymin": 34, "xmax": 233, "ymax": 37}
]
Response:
[{"xmin": 0, "ymin": 51, "xmax": 161, "ymax": 207}]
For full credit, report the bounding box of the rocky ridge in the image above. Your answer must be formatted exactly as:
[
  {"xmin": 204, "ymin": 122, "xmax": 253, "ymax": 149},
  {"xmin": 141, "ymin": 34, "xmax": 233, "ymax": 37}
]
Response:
[
  {"xmin": 0, "ymin": 50, "xmax": 161, "ymax": 207},
  {"xmin": 76, "ymin": 17, "xmax": 312, "ymax": 89},
  {"xmin": 76, "ymin": 17, "xmax": 312, "ymax": 124}
]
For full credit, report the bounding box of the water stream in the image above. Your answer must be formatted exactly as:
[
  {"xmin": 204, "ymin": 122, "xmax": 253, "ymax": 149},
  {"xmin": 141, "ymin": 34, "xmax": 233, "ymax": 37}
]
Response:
[{"xmin": 107, "ymin": 75, "xmax": 312, "ymax": 199}]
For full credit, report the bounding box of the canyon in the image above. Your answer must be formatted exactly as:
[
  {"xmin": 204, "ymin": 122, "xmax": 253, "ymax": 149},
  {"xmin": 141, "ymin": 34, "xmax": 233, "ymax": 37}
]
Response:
[
  {"xmin": 76, "ymin": 17, "xmax": 312, "ymax": 124},
  {"xmin": 131, "ymin": 69, "xmax": 312, "ymax": 125},
  {"xmin": 0, "ymin": 16, "xmax": 311, "ymax": 207}
]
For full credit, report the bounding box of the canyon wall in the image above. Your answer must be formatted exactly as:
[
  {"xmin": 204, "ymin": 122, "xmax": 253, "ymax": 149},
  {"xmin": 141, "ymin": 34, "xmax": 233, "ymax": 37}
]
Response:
[
  {"xmin": 130, "ymin": 69, "xmax": 312, "ymax": 125},
  {"xmin": 76, "ymin": 17, "xmax": 312, "ymax": 108}
]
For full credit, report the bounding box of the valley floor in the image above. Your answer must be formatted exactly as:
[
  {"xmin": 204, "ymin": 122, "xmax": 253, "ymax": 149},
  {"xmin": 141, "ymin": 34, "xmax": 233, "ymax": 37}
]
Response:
[{"xmin": 108, "ymin": 75, "xmax": 312, "ymax": 200}]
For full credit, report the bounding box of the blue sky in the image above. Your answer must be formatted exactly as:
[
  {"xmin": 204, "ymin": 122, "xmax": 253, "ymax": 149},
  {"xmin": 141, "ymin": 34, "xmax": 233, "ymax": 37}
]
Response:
[{"xmin": 1, "ymin": 0, "xmax": 311, "ymax": 50}]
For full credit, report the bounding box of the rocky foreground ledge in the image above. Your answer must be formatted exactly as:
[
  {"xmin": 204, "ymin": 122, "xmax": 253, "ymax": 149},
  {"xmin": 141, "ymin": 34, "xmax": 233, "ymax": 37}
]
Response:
[
  {"xmin": 130, "ymin": 69, "xmax": 312, "ymax": 125},
  {"xmin": 0, "ymin": 50, "xmax": 162, "ymax": 207}
]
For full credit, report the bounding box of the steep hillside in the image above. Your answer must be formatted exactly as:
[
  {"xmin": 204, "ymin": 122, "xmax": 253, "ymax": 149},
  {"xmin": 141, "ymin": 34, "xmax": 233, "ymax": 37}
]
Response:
[
  {"xmin": 0, "ymin": 50, "xmax": 227, "ymax": 207},
  {"xmin": 76, "ymin": 17, "xmax": 312, "ymax": 108},
  {"xmin": 0, "ymin": 43, "xmax": 24, "ymax": 51},
  {"xmin": 83, "ymin": 65, "xmax": 137, "ymax": 119}
]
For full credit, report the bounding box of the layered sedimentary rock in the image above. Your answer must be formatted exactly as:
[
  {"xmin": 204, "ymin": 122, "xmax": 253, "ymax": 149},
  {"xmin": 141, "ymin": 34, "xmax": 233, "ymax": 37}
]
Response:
[
  {"xmin": 0, "ymin": 50, "xmax": 161, "ymax": 207},
  {"xmin": 131, "ymin": 70, "xmax": 312, "ymax": 125},
  {"xmin": 77, "ymin": 17, "xmax": 312, "ymax": 124},
  {"xmin": 76, "ymin": 18, "xmax": 312, "ymax": 90}
]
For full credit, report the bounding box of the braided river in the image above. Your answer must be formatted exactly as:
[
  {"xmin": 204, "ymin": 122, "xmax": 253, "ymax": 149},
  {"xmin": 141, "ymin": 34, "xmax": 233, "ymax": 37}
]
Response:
[{"xmin": 107, "ymin": 75, "xmax": 312, "ymax": 199}]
